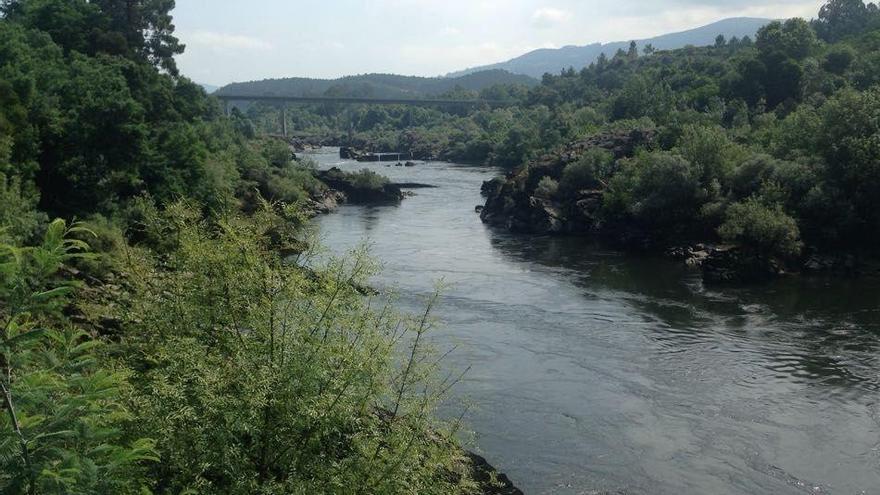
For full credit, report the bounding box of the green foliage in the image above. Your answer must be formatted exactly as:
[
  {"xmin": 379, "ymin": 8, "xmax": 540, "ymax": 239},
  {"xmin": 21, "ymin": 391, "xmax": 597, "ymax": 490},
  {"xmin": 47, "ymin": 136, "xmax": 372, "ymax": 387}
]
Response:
[
  {"xmin": 534, "ymin": 176, "xmax": 559, "ymax": 199},
  {"xmin": 349, "ymin": 168, "xmax": 390, "ymax": 190},
  {"xmin": 675, "ymin": 125, "xmax": 745, "ymax": 188},
  {"xmin": 823, "ymin": 44, "xmax": 857, "ymax": 74},
  {"xmin": 0, "ymin": 220, "xmax": 156, "ymax": 495},
  {"xmin": 719, "ymin": 197, "xmax": 803, "ymax": 257},
  {"xmin": 605, "ymin": 152, "xmax": 705, "ymax": 232},
  {"xmin": 814, "ymin": 0, "xmax": 880, "ymax": 42},
  {"xmin": 0, "ymin": 174, "xmax": 47, "ymax": 245},
  {"xmin": 116, "ymin": 204, "xmax": 475, "ymax": 494},
  {"xmin": 560, "ymin": 148, "xmax": 614, "ymax": 192}
]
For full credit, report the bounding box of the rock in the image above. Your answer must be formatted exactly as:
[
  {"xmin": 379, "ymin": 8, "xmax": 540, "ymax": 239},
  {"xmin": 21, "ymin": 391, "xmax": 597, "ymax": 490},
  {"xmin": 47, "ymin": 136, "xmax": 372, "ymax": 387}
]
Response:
[
  {"xmin": 393, "ymin": 182, "xmax": 436, "ymax": 189},
  {"xmin": 404, "ymin": 161, "xmax": 416, "ymax": 167},
  {"xmin": 702, "ymin": 245, "xmax": 783, "ymax": 283},
  {"xmin": 314, "ymin": 168, "xmax": 404, "ymax": 205},
  {"xmin": 475, "ymin": 205, "xmax": 484, "ymax": 213},
  {"xmin": 802, "ymin": 253, "xmax": 861, "ymax": 275},
  {"xmin": 339, "ymin": 146, "xmax": 359, "ymax": 159},
  {"xmin": 686, "ymin": 249, "xmax": 711, "ymax": 267},
  {"xmin": 481, "ymin": 177, "xmax": 504, "ymax": 197},
  {"xmin": 304, "ymin": 190, "xmax": 344, "ymax": 216},
  {"xmin": 464, "ymin": 451, "xmax": 524, "ymax": 495}
]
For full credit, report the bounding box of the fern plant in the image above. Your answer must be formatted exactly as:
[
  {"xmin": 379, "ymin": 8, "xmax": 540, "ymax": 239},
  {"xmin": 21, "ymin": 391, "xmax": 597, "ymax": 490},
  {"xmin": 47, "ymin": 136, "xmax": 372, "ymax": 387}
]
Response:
[{"xmin": 0, "ymin": 220, "xmax": 156, "ymax": 495}]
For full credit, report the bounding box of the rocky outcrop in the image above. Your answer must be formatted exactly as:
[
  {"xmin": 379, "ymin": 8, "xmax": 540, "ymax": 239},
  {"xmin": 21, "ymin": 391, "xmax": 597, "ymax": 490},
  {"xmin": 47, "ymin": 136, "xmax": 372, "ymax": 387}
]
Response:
[
  {"xmin": 667, "ymin": 244, "xmax": 786, "ymax": 283},
  {"xmin": 480, "ymin": 128, "xmax": 657, "ymax": 236},
  {"xmin": 315, "ymin": 167, "xmax": 404, "ymax": 204},
  {"xmin": 701, "ymin": 246, "xmax": 785, "ymax": 283},
  {"xmin": 303, "ymin": 190, "xmax": 345, "ymax": 216},
  {"xmin": 464, "ymin": 451, "xmax": 524, "ymax": 495}
]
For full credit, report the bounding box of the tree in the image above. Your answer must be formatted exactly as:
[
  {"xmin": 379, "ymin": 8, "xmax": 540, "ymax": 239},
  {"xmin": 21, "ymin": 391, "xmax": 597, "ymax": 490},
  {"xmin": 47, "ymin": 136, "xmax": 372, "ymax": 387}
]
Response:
[
  {"xmin": 92, "ymin": 0, "xmax": 185, "ymax": 74},
  {"xmin": 715, "ymin": 34, "xmax": 727, "ymax": 47},
  {"xmin": 823, "ymin": 44, "xmax": 856, "ymax": 74},
  {"xmin": 4, "ymin": 0, "xmax": 185, "ymax": 74},
  {"xmin": 719, "ymin": 198, "xmax": 803, "ymax": 257},
  {"xmin": 643, "ymin": 43, "xmax": 655, "ymax": 56},
  {"xmin": 756, "ymin": 18, "xmax": 818, "ymax": 61},
  {"xmin": 814, "ymin": 0, "xmax": 871, "ymax": 42},
  {"xmin": 1, "ymin": 220, "xmax": 156, "ymax": 494},
  {"xmin": 627, "ymin": 40, "xmax": 639, "ymax": 61}
]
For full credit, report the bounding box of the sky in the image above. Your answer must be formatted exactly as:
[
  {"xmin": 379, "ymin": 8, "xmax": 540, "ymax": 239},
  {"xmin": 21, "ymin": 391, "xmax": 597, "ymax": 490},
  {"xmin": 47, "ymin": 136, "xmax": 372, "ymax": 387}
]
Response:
[{"xmin": 172, "ymin": 0, "xmax": 825, "ymax": 86}]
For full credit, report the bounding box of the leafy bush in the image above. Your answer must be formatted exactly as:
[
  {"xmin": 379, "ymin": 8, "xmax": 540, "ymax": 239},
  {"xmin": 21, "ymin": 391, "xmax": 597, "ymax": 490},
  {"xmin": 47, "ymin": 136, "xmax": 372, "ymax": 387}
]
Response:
[
  {"xmin": 349, "ymin": 168, "xmax": 390, "ymax": 190},
  {"xmin": 0, "ymin": 220, "xmax": 156, "ymax": 494},
  {"xmin": 605, "ymin": 152, "xmax": 705, "ymax": 232},
  {"xmin": 0, "ymin": 174, "xmax": 46, "ymax": 245},
  {"xmin": 560, "ymin": 148, "xmax": 614, "ymax": 193},
  {"xmin": 534, "ymin": 176, "xmax": 559, "ymax": 199},
  {"xmin": 116, "ymin": 204, "xmax": 475, "ymax": 494},
  {"xmin": 718, "ymin": 198, "xmax": 803, "ymax": 257}
]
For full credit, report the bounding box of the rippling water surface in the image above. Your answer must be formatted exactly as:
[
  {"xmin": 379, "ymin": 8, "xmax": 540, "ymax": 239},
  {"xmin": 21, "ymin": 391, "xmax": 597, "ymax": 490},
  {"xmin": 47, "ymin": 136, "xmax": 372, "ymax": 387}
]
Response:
[{"xmin": 307, "ymin": 148, "xmax": 880, "ymax": 495}]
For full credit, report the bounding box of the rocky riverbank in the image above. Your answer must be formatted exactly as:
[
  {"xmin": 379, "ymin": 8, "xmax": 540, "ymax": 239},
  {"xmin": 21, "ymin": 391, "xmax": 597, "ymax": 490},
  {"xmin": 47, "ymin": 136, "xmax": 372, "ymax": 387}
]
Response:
[
  {"xmin": 479, "ymin": 129, "xmax": 872, "ymax": 283},
  {"xmin": 480, "ymin": 128, "xmax": 657, "ymax": 236}
]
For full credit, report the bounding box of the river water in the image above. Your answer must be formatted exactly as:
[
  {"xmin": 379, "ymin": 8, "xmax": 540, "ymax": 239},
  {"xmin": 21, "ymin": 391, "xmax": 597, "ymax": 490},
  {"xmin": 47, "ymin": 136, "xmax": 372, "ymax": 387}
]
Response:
[{"xmin": 307, "ymin": 148, "xmax": 880, "ymax": 495}]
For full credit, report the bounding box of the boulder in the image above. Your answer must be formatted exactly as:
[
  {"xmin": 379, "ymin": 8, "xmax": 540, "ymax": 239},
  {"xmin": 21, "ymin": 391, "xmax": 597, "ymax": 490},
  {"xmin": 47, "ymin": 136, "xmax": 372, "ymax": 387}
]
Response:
[{"xmin": 702, "ymin": 245, "xmax": 783, "ymax": 283}]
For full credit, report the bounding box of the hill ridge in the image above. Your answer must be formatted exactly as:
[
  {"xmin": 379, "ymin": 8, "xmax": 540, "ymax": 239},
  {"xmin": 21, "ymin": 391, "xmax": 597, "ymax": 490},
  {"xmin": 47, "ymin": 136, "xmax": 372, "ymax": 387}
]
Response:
[{"xmin": 447, "ymin": 17, "xmax": 775, "ymax": 78}]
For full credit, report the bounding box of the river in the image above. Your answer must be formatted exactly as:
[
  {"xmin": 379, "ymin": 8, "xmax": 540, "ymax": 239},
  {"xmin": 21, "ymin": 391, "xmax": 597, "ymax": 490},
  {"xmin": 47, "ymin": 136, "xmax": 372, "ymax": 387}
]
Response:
[{"xmin": 307, "ymin": 148, "xmax": 880, "ymax": 495}]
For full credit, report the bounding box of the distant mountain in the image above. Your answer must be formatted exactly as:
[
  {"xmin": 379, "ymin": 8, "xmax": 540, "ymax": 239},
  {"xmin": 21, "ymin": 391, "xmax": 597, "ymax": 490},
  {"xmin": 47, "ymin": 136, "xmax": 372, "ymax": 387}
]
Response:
[
  {"xmin": 448, "ymin": 17, "xmax": 774, "ymax": 78},
  {"xmin": 199, "ymin": 83, "xmax": 219, "ymax": 94},
  {"xmin": 215, "ymin": 69, "xmax": 538, "ymax": 99}
]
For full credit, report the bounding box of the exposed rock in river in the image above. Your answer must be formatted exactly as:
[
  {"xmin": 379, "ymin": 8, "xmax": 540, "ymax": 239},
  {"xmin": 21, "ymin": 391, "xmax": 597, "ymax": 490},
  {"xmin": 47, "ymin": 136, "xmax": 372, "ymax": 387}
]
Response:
[
  {"xmin": 315, "ymin": 167, "xmax": 405, "ymax": 204},
  {"xmin": 480, "ymin": 128, "xmax": 657, "ymax": 236}
]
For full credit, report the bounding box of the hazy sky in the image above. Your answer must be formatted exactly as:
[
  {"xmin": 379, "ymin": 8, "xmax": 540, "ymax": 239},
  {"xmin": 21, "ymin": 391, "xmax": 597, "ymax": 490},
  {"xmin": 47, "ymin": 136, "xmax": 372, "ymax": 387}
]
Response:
[{"xmin": 172, "ymin": 0, "xmax": 825, "ymax": 86}]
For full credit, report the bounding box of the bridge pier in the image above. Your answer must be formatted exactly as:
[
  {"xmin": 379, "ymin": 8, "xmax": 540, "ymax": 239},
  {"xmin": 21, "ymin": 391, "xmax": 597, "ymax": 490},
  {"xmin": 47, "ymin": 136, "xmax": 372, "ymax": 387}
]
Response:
[{"xmin": 280, "ymin": 106, "xmax": 288, "ymax": 137}]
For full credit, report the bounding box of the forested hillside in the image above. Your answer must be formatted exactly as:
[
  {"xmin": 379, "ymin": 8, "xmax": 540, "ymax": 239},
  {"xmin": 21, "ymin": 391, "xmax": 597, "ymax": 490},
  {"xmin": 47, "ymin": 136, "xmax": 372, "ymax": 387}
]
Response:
[
  {"xmin": 215, "ymin": 69, "xmax": 538, "ymax": 99},
  {"xmin": 0, "ymin": 1, "xmax": 501, "ymax": 494}
]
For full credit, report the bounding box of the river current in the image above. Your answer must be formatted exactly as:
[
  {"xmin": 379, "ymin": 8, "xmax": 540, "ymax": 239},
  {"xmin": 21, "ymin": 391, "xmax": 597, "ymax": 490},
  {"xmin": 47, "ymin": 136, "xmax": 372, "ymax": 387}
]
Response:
[{"xmin": 308, "ymin": 148, "xmax": 880, "ymax": 495}]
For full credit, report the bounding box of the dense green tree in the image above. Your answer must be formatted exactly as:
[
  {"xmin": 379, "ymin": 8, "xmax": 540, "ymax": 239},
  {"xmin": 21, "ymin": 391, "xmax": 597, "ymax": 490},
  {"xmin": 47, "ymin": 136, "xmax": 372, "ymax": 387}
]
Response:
[{"xmin": 814, "ymin": 0, "xmax": 875, "ymax": 42}]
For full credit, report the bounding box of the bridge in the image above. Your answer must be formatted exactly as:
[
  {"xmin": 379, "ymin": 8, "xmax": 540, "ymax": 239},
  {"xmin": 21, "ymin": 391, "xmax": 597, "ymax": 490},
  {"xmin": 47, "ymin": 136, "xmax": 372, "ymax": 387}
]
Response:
[{"xmin": 215, "ymin": 94, "xmax": 511, "ymax": 136}]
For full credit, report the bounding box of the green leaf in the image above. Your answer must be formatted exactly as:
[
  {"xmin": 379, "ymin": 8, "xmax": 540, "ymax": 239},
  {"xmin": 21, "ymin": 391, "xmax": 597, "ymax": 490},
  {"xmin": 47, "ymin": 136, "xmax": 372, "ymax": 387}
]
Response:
[
  {"xmin": 31, "ymin": 286, "xmax": 73, "ymax": 302},
  {"xmin": 3, "ymin": 328, "xmax": 47, "ymax": 350},
  {"xmin": 27, "ymin": 430, "xmax": 75, "ymax": 445}
]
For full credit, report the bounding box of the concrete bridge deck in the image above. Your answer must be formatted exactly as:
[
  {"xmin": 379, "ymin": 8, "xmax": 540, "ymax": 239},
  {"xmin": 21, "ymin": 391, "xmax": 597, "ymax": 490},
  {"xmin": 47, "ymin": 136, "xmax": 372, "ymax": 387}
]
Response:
[{"xmin": 214, "ymin": 94, "xmax": 510, "ymax": 107}]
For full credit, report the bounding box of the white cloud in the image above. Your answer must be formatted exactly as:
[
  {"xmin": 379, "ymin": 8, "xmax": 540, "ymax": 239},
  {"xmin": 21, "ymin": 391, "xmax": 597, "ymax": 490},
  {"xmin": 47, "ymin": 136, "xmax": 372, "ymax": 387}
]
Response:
[
  {"xmin": 185, "ymin": 31, "xmax": 273, "ymax": 51},
  {"xmin": 531, "ymin": 7, "xmax": 572, "ymax": 28}
]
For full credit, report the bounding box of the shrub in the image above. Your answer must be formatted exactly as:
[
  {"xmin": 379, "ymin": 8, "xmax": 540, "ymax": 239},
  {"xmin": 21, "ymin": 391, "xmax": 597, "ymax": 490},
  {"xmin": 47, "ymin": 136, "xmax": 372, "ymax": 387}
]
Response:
[
  {"xmin": 605, "ymin": 152, "xmax": 705, "ymax": 231},
  {"xmin": 676, "ymin": 125, "xmax": 745, "ymax": 187},
  {"xmin": 0, "ymin": 220, "xmax": 156, "ymax": 494},
  {"xmin": 0, "ymin": 174, "xmax": 46, "ymax": 245},
  {"xmin": 560, "ymin": 148, "xmax": 614, "ymax": 193},
  {"xmin": 718, "ymin": 198, "xmax": 803, "ymax": 257},
  {"xmin": 349, "ymin": 168, "xmax": 390, "ymax": 190},
  {"xmin": 534, "ymin": 176, "xmax": 559, "ymax": 199},
  {"xmin": 117, "ymin": 204, "xmax": 475, "ymax": 494}
]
